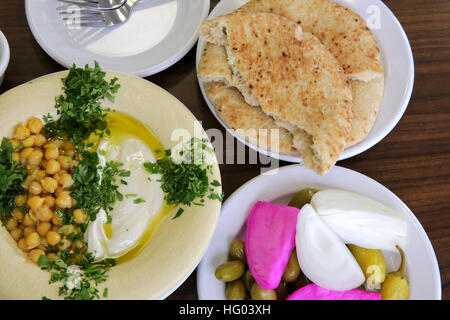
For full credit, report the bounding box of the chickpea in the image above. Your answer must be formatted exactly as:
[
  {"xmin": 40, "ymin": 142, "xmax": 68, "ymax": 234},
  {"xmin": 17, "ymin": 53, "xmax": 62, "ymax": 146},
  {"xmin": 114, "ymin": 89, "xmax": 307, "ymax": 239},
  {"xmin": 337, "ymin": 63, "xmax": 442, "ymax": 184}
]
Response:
[
  {"xmin": 36, "ymin": 170, "xmax": 46, "ymax": 180},
  {"xmin": 57, "ymin": 238, "xmax": 72, "ymax": 251},
  {"xmin": 25, "ymin": 232, "xmax": 40, "ymax": 250},
  {"xmin": 15, "ymin": 194, "xmax": 27, "ymax": 207},
  {"xmin": 59, "ymin": 173, "xmax": 74, "ymax": 189},
  {"xmin": 71, "ymin": 197, "xmax": 77, "ymax": 208},
  {"xmin": 29, "ymin": 249, "xmax": 46, "ymax": 264},
  {"xmin": 23, "ymin": 227, "xmax": 36, "ymax": 238},
  {"xmin": 72, "ymin": 240, "xmax": 85, "ymax": 251},
  {"xmin": 62, "ymin": 140, "xmax": 74, "ymax": 151},
  {"xmin": 60, "ymin": 224, "xmax": 78, "ymax": 236},
  {"xmin": 27, "ymin": 149, "xmax": 43, "ymax": 166},
  {"xmin": 46, "ymin": 159, "xmax": 61, "ymax": 175},
  {"xmin": 43, "ymin": 142, "xmax": 57, "ymax": 149},
  {"xmin": 34, "ymin": 135, "xmax": 46, "ymax": 147},
  {"xmin": 20, "ymin": 147, "xmax": 34, "ymax": 161},
  {"xmin": 12, "ymin": 208, "xmax": 25, "ymax": 221},
  {"xmin": 17, "ymin": 238, "xmax": 28, "ymax": 252},
  {"xmin": 58, "ymin": 155, "xmax": 72, "ymax": 170},
  {"xmin": 21, "ymin": 175, "xmax": 34, "ymax": 190},
  {"xmin": 35, "ymin": 206, "xmax": 53, "ymax": 222},
  {"xmin": 10, "ymin": 228, "xmax": 23, "ymax": 241},
  {"xmin": 55, "ymin": 186, "xmax": 64, "ymax": 198},
  {"xmin": 46, "ymin": 231, "xmax": 62, "ymax": 246},
  {"xmin": 41, "ymin": 177, "xmax": 58, "ymax": 194},
  {"xmin": 44, "ymin": 147, "xmax": 59, "ymax": 161},
  {"xmin": 22, "ymin": 136, "xmax": 36, "ymax": 148},
  {"xmin": 6, "ymin": 218, "xmax": 18, "ymax": 231},
  {"xmin": 56, "ymin": 192, "xmax": 72, "ymax": 209},
  {"xmin": 28, "ymin": 210, "xmax": 38, "ymax": 222},
  {"xmin": 29, "ymin": 181, "xmax": 43, "ymax": 195},
  {"xmin": 22, "ymin": 214, "xmax": 36, "ymax": 228},
  {"xmin": 51, "ymin": 214, "xmax": 62, "ymax": 226},
  {"xmin": 8, "ymin": 139, "xmax": 20, "ymax": 149},
  {"xmin": 47, "ymin": 253, "xmax": 58, "ymax": 261},
  {"xmin": 27, "ymin": 195, "xmax": 44, "ymax": 212},
  {"xmin": 37, "ymin": 222, "xmax": 52, "ymax": 237},
  {"xmin": 27, "ymin": 118, "xmax": 43, "ymax": 134},
  {"xmin": 12, "ymin": 152, "xmax": 20, "ymax": 162},
  {"xmin": 73, "ymin": 209, "xmax": 88, "ymax": 224},
  {"xmin": 14, "ymin": 124, "xmax": 30, "ymax": 140},
  {"xmin": 43, "ymin": 195, "xmax": 56, "ymax": 209},
  {"xmin": 65, "ymin": 149, "xmax": 75, "ymax": 157}
]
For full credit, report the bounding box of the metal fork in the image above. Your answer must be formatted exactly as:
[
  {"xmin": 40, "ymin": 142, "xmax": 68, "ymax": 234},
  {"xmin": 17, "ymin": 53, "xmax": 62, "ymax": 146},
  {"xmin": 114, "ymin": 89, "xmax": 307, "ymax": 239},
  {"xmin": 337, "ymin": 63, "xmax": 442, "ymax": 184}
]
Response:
[
  {"xmin": 57, "ymin": 0, "xmax": 126, "ymax": 11},
  {"xmin": 57, "ymin": 0, "xmax": 141, "ymax": 28}
]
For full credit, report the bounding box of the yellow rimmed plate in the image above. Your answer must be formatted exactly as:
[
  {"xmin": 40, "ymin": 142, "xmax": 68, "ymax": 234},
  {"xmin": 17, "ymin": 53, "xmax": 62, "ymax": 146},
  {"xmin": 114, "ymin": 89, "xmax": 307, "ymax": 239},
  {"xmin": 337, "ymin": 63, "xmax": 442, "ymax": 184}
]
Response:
[{"xmin": 0, "ymin": 71, "xmax": 222, "ymax": 300}]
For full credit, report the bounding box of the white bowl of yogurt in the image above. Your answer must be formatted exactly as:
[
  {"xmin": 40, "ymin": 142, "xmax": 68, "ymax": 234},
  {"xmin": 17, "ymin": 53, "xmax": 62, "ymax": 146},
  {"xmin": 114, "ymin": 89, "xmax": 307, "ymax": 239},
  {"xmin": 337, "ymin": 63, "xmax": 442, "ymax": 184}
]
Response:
[{"xmin": 0, "ymin": 31, "xmax": 10, "ymax": 87}]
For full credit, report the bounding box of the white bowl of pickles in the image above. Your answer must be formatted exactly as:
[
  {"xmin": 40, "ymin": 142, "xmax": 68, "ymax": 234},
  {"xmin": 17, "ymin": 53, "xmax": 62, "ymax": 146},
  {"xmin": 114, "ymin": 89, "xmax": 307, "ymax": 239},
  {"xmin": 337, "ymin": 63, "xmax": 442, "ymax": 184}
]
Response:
[{"xmin": 197, "ymin": 165, "xmax": 441, "ymax": 300}]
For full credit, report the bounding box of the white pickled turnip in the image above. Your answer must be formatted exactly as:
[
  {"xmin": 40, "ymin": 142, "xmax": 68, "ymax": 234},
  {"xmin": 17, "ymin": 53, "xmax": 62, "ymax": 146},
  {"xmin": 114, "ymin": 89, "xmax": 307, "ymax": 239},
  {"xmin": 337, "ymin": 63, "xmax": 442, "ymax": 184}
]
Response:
[
  {"xmin": 310, "ymin": 189, "xmax": 407, "ymax": 251},
  {"xmin": 296, "ymin": 204, "xmax": 365, "ymax": 291}
]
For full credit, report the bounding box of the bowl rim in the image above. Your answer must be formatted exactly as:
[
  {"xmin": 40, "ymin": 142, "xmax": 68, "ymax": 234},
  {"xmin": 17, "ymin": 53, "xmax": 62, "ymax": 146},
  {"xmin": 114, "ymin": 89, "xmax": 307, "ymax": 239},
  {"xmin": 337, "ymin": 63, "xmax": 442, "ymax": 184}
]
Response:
[{"xmin": 0, "ymin": 30, "xmax": 10, "ymax": 79}]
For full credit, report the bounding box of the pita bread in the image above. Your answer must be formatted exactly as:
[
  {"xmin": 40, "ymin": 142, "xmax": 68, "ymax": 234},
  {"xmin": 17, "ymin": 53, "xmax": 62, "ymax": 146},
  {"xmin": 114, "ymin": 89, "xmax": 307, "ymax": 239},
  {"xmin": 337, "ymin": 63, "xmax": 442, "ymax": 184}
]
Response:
[
  {"xmin": 239, "ymin": 0, "xmax": 384, "ymax": 81},
  {"xmin": 199, "ymin": 43, "xmax": 301, "ymax": 156},
  {"xmin": 347, "ymin": 77, "xmax": 385, "ymax": 146},
  {"xmin": 200, "ymin": 11, "xmax": 353, "ymax": 174},
  {"xmin": 204, "ymin": 82, "xmax": 301, "ymax": 157}
]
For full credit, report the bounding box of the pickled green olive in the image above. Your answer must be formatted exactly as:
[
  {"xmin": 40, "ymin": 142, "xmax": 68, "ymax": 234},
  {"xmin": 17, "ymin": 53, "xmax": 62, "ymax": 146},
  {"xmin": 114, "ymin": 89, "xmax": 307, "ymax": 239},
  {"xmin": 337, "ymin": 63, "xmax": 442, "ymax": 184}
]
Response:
[
  {"xmin": 250, "ymin": 283, "xmax": 277, "ymax": 300},
  {"xmin": 288, "ymin": 188, "xmax": 318, "ymax": 209},
  {"xmin": 215, "ymin": 260, "xmax": 246, "ymax": 282},
  {"xmin": 226, "ymin": 279, "xmax": 246, "ymax": 300},
  {"xmin": 275, "ymin": 280, "xmax": 288, "ymax": 300},
  {"xmin": 348, "ymin": 244, "xmax": 386, "ymax": 289},
  {"xmin": 381, "ymin": 246, "xmax": 409, "ymax": 300},
  {"xmin": 244, "ymin": 269, "xmax": 255, "ymax": 292},
  {"xmin": 230, "ymin": 240, "xmax": 246, "ymax": 263},
  {"xmin": 282, "ymin": 250, "xmax": 301, "ymax": 283}
]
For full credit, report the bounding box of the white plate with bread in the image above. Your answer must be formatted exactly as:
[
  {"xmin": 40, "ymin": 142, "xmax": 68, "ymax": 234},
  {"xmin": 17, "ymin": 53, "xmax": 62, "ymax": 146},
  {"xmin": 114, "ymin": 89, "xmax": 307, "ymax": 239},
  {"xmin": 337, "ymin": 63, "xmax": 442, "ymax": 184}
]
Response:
[{"xmin": 196, "ymin": 0, "xmax": 414, "ymax": 175}]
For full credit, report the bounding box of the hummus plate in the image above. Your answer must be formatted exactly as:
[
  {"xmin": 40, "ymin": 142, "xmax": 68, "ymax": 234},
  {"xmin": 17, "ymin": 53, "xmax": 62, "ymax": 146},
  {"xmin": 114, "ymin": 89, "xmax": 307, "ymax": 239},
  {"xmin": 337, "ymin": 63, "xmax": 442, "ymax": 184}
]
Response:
[{"xmin": 0, "ymin": 71, "xmax": 222, "ymax": 299}]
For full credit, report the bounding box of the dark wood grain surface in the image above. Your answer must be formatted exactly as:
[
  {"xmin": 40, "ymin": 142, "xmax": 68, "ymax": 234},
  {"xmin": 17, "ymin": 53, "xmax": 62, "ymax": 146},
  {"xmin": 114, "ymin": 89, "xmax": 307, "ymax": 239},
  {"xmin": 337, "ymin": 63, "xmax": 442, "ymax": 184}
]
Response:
[{"xmin": 0, "ymin": 0, "xmax": 449, "ymax": 300}]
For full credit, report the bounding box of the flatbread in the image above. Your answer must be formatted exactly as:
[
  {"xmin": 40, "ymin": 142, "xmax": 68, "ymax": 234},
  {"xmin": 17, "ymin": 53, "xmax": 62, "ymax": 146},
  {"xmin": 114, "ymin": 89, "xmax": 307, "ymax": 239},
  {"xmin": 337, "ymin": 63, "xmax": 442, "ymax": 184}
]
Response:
[
  {"xmin": 239, "ymin": 0, "xmax": 384, "ymax": 81},
  {"xmin": 204, "ymin": 81, "xmax": 301, "ymax": 157},
  {"xmin": 200, "ymin": 11, "xmax": 353, "ymax": 174},
  {"xmin": 198, "ymin": 43, "xmax": 233, "ymax": 86},
  {"xmin": 199, "ymin": 43, "xmax": 301, "ymax": 156},
  {"xmin": 347, "ymin": 77, "xmax": 385, "ymax": 146}
]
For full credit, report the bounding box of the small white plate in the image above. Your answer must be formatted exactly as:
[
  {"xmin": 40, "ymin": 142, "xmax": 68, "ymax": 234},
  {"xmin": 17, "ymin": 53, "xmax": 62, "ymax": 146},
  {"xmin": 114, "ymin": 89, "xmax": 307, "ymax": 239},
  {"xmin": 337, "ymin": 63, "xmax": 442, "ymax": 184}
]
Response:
[
  {"xmin": 26, "ymin": 0, "xmax": 210, "ymax": 77},
  {"xmin": 196, "ymin": 0, "xmax": 414, "ymax": 162},
  {"xmin": 197, "ymin": 165, "xmax": 441, "ymax": 300},
  {"xmin": 0, "ymin": 30, "xmax": 10, "ymax": 87}
]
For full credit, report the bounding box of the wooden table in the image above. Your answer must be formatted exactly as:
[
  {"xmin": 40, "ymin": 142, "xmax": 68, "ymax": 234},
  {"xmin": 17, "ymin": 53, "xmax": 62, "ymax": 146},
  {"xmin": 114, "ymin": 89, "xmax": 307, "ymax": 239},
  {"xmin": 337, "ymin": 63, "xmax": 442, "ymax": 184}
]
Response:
[{"xmin": 0, "ymin": 0, "xmax": 448, "ymax": 300}]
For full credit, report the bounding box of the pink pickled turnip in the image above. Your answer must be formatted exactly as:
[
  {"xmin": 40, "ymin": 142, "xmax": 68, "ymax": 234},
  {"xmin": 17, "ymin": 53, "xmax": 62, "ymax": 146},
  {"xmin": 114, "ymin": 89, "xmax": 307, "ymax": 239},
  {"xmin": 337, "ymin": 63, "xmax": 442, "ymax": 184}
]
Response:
[
  {"xmin": 245, "ymin": 201, "xmax": 299, "ymax": 290},
  {"xmin": 287, "ymin": 284, "xmax": 382, "ymax": 300}
]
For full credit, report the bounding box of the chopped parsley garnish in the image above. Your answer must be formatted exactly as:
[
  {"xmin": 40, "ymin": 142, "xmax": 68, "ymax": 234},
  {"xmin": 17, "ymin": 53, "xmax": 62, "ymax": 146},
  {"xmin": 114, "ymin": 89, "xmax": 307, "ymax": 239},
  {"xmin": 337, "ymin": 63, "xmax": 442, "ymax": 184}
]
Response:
[
  {"xmin": 71, "ymin": 146, "xmax": 130, "ymax": 222},
  {"xmin": 43, "ymin": 62, "xmax": 120, "ymax": 144},
  {"xmin": 0, "ymin": 138, "xmax": 26, "ymax": 223},
  {"xmin": 38, "ymin": 253, "xmax": 115, "ymax": 300},
  {"xmin": 126, "ymin": 194, "xmax": 138, "ymax": 198},
  {"xmin": 133, "ymin": 198, "xmax": 146, "ymax": 204},
  {"xmin": 143, "ymin": 138, "xmax": 223, "ymax": 219}
]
